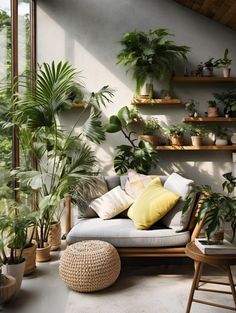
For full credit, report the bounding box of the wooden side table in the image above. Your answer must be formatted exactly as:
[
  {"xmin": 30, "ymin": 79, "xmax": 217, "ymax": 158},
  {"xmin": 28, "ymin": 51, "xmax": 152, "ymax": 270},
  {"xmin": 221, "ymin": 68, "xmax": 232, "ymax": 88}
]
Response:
[{"xmin": 185, "ymin": 241, "xmax": 236, "ymax": 312}]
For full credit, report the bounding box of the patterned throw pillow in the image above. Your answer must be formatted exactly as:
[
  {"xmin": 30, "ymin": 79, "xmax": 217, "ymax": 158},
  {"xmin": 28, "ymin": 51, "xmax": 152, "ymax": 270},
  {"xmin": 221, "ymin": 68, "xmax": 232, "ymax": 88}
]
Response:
[
  {"xmin": 89, "ymin": 186, "xmax": 134, "ymax": 219},
  {"xmin": 127, "ymin": 177, "xmax": 180, "ymax": 230},
  {"xmin": 124, "ymin": 170, "xmax": 153, "ymax": 199}
]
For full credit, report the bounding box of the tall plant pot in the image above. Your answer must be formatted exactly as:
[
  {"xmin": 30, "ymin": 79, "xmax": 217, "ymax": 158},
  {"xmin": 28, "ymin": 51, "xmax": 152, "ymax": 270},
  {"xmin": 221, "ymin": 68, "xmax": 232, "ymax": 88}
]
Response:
[
  {"xmin": 138, "ymin": 135, "xmax": 159, "ymax": 146},
  {"xmin": 16, "ymin": 243, "xmax": 37, "ymax": 275},
  {"xmin": 0, "ymin": 275, "xmax": 16, "ymax": 304},
  {"xmin": 36, "ymin": 243, "xmax": 51, "ymax": 262},
  {"xmin": 48, "ymin": 221, "xmax": 62, "ymax": 251},
  {"xmin": 223, "ymin": 68, "xmax": 231, "ymax": 78},
  {"xmin": 2, "ymin": 260, "xmax": 25, "ymax": 293},
  {"xmin": 208, "ymin": 107, "xmax": 219, "ymax": 117}
]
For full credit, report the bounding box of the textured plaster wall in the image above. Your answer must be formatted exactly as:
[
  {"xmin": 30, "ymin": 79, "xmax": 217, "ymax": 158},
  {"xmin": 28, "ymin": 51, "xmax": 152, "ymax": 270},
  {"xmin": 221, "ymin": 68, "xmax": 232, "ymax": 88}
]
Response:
[{"xmin": 37, "ymin": 0, "xmax": 236, "ymax": 191}]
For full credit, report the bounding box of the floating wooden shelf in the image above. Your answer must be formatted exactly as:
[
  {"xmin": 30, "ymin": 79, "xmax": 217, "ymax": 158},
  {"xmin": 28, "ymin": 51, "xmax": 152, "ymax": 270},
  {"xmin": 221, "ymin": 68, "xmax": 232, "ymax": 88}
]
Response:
[
  {"xmin": 72, "ymin": 103, "xmax": 86, "ymax": 108},
  {"xmin": 172, "ymin": 76, "xmax": 236, "ymax": 83},
  {"xmin": 183, "ymin": 117, "xmax": 236, "ymax": 122},
  {"xmin": 131, "ymin": 98, "xmax": 182, "ymax": 105},
  {"xmin": 156, "ymin": 145, "xmax": 236, "ymax": 151}
]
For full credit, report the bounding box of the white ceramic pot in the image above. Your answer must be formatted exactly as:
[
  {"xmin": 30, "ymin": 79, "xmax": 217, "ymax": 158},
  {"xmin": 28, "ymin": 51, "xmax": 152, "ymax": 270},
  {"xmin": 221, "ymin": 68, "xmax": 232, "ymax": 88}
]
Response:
[
  {"xmin": 2, "ymin": 260, "xmax": 25, "ymax": 293},
  {"xmin": 231, "ymin": 133, "xmax": 236, "ymax": 145},
  {"xmin": 223, "ymin": 68, "xmax": 231, "ymax": 78},
  {"xmin": 215, "ymin": 138, "xmax": 228, "ymax": 146}
]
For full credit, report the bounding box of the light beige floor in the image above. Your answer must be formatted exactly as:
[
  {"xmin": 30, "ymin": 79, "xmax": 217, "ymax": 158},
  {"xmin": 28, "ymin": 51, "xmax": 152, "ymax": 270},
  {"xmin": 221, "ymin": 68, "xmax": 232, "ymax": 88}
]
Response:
[{"xmin": 1, "ymin": 245, "xmax": 236, "ymax": 313}]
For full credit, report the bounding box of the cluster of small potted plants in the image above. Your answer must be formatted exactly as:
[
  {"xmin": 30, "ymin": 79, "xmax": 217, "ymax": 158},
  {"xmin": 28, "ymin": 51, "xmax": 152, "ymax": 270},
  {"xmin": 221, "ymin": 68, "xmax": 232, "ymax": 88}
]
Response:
[{"xmin": 190, "ymin": 48, "xmax": 232, "ymax": 78}]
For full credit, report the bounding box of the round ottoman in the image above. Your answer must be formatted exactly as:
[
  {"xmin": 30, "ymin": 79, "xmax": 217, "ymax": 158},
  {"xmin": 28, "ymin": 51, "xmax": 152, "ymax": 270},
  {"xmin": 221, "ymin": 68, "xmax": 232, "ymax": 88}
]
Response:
[{"xmin": 59, "ymin": 240, "xmax": 121, "ymax": 292}]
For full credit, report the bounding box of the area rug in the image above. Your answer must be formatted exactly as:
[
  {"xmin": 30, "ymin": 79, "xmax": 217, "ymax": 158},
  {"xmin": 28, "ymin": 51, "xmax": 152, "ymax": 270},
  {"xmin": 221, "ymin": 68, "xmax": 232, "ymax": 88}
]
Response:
[{"xmin": 65, "ymin": 259, "xmax": 234, "ymax": 313}]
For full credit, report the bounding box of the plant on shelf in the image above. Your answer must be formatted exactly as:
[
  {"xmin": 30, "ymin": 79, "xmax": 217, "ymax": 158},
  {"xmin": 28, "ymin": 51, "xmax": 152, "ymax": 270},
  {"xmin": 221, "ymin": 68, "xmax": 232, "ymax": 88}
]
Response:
[
  {"xmin": 207, "ymin": 100, "xmax": 219, "ymax": 117},
  {"xmin": 105, "ymin": 106, "xmax": 159, "ymax": 174},
  {"xmin": 213, "ymin": 89, "xmax": 236, "ymax": 117},
  {"xmin": 183, "ymin": 177, "xmax": 236, "ymax": 243},
  {"xmin": 188, "ymin": 126, "xmax": 206, "ymax": 146},
  {"xmin": 117, "ymin": 28, "xmax": 190, "ymax": 96},
  {"xmin": 185, "ymin": 99, "xmax": 199, "ymax": 117},
  {"xmin": 6, "ymin": 61, "xmax": 114, "ymax": 261},
  {"xmin": 214, "ymin": 126, "xmax": 228, "ymax": 146},
  {"xmin": 215, "ymin": 48, "xmax": 232, "ymax": 77},
  {"xmin": 139, "ymin": 117, "xmax": 161, "ymax": 146},
  {"xmin": 166, "ymin": 123, "xmax": 186, "ymax": 146}
]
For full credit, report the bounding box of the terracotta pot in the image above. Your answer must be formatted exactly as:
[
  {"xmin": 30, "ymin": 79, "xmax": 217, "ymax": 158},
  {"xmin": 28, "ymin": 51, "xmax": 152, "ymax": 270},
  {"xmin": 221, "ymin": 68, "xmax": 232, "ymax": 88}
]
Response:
[
  {"xmin": 36, "ymin": 243, "xmax": 51, "ymax": 262},
  {"xmin": 170, "ymin": 136, "xmax": 184, "ymax": 146},
  {"xmin": 48, "ymin": 221, "xmax": 62, "ymax": 251},
  {"xmin": 16, "ymin": 243, "xmax": 37, "ymax": 275},
  {"xmin": 0, "ymin": 275, "xmax": 16, "ymax": 304},
  {"xmin": 2, "ymin": 260, "xmax": 25, "ymax": 293},
  {"xmin": 208, "ymin": 107, "xmax": 219, "ymax": 117},
  {"xmin": 191, "ymin": 136, "xmax": 203, "ymax": 146},
  {"xmin": 138, "ymin": 135, "xmax": 159, "ymax": 146}
]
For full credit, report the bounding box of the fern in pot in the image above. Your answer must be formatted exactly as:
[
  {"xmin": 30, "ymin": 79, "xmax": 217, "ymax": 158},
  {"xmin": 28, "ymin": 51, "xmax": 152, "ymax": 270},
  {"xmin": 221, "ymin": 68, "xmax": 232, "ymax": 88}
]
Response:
[{"xmin": 117, "ymin": 28, "xmax": 190, "ymax": 97}]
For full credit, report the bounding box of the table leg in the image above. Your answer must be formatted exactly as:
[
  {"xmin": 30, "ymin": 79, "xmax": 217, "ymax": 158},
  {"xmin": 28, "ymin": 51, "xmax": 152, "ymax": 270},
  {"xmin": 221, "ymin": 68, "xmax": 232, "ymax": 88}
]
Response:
[
  {"xmin": 186, "ymin": 261, "xmax": 202, "ymax": 313},
  {"xmin": 226, "ymin": 265, "xmax": 236, "ymax": 308}
]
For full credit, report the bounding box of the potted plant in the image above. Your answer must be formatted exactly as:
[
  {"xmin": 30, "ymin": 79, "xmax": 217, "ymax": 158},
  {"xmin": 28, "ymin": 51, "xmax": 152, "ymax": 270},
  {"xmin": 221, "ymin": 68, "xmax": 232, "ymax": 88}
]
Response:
[
  {"xmin": 207, "ymin": 100, "xmax": 219, "ymax": 117},
  {"xmin": 8, "ymin": 61, "xmax": 114, "ymax": 262},
  {"xmin": 215, "ymin": 48, "xmax": 232, "ymax": 77},
  {"xmin": 214, "ymin": 126, "xmax": 228, "ymax": 146},
  {"xmin": 183, "ymin": 178, "xmax": 236, "ymax": 243},
  {"xmin": 185, "ymin": 99, "xmax": 199, "ymax": 117},
  {"xmin": 0, "ymin": 204, "xmax": 37, "ymax": 291},
  {"xmin": 189, "ymin": 126, "xmax": 205, "ymax": 146},
  {"xmin": 117, "ymin": 28, "xmax": 190, "ymax": 96},
  {"xmin": 105, "ymin": 106, "xmax": 159, "ymax": 174},
  {"xmin": 213, "ymin": 89, "xmax": 236, "ymax": 117},
  {"xmin": 0, "ymin": 261, "xmax": 16, "ymax": 304},
  {"xmin": 138, "ymin": 117, "xmax": 161, "ymax": 146},
  {"xmin": 166, "ymin": 124, "xmax": 186, "ymax": 146}
]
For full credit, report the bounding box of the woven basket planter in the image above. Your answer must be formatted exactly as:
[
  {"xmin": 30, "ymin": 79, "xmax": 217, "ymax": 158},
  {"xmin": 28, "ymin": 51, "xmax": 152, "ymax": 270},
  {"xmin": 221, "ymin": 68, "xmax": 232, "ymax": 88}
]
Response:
[
  {"xmin": 16, "ymin": 242, "xmax": 37, "ymax": 275},
  {"xmin": 48, "ymin": 221, "xmax": 61, "ymax": 251},
  {"xmin": 0, "ymin": 275, "xmax": 16, "ymax": 304},
  {"xmin": 36, "ymin": 243, "xmax": 51, "ymax": 262},
  {"xmin": 59, "ymin": 240, "xmax": 121, "ymax": 292}
]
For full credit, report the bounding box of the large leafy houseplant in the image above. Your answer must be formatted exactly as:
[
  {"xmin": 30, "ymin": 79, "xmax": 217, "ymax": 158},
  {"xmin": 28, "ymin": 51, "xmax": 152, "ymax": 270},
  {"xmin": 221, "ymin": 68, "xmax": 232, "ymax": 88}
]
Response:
[
  {"xmin": 183, "ymin": 177, "xmax": 236, "ymax": 242},
  {"xmin": 8, "ymin": 61, "xmax": 114, "ymax": 249},
  {"xmin": 213, "ymin": 89, "xmax": 236, "ymax": 116},
  {"xmin": 117, "ymin": 28, "xmax": 190, "ymax": 95},
  {"xmin": 105, "ymin": 106, "xmax": 159, "ymax": 174}
]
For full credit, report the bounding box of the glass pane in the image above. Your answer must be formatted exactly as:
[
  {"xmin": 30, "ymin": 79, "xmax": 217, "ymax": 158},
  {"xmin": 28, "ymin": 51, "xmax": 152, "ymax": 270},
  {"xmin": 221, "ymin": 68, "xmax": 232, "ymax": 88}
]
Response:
[
  {"xmin": 18, "ymin": 0, "xmax": 31, "ymax": 205},
  {"xmin": 0, "ymin": 1, "xmax": 12, "ymax": 205}
]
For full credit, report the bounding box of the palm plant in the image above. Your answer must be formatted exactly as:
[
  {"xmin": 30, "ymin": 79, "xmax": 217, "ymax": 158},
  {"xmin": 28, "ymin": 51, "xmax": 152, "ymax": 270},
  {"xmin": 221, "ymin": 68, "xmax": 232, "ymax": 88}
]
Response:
[
  {"xmin": 105, "ymin": 106, "xmax": 159, "ymax": 174},
  {"xmin": 7, "ymin": 61, "xmax": 114, "ymax": 249},
  {"xmin": 117, "ymin": 28, "xmax": 190, "ymax": 95},
  {"xmin": 0, "ymin": 203, "xmax": 36, "ymax": 264}
]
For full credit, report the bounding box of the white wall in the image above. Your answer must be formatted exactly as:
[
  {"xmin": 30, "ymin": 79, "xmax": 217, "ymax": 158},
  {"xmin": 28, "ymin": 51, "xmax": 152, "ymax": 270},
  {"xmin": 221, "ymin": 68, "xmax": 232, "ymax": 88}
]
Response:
[{"xmin": 37, "ymin": 0, "xmax": 236, "ymax": 191}]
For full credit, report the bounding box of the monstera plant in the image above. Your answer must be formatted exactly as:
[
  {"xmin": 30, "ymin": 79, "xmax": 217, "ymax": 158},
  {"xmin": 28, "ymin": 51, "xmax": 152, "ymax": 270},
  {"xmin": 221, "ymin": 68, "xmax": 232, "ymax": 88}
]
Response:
[
  {"xmin": 105, "ymin": 106, "xmax": 159, "ymax": 174},
  {"xmin": 7, "ymin": 61, "xmax": 114, "ymax": 260}
]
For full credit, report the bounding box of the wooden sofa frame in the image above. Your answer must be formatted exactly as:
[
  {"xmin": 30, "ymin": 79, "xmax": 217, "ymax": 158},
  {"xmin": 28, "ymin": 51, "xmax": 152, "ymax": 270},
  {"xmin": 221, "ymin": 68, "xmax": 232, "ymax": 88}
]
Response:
[{"xmin": 65, "ymin": 194, "xmax": 203, "ymax": 258}]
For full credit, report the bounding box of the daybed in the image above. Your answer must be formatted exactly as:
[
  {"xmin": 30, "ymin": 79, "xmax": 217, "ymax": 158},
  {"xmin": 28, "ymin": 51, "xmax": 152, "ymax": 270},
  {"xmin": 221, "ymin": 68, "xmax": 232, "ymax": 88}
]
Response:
[{"xmin": 66, "ymin": 174, "xmax": 203, "ymax": 258}]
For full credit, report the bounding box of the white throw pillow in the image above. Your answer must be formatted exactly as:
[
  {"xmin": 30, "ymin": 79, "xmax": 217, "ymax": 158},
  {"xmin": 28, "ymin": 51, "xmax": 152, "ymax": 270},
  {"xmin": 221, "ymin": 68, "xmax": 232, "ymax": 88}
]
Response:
[
  {"xmin": 124, "ymin": 169, "xmax": 153, "ymax": 199},
  {"xmin": 162, "ymin": 173, "xmax": 194, "ymax": 231},
  {"xmin": 89, "ymin": 186, "xmax": 134, "ymax": 219}
]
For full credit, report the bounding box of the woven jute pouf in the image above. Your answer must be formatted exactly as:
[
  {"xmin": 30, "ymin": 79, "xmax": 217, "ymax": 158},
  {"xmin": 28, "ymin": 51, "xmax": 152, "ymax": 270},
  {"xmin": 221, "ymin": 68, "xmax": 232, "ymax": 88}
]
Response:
[{"xmin": 59, "ymin": 240, "xmax": 121, "ymax": 292}]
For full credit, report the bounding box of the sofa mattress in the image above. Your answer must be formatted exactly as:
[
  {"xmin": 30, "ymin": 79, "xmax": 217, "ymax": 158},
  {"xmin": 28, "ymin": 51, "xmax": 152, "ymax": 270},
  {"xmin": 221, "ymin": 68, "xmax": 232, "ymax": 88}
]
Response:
[{"xmin": 66, "ymin": 218, "xmax": 190, "ymax": 248}]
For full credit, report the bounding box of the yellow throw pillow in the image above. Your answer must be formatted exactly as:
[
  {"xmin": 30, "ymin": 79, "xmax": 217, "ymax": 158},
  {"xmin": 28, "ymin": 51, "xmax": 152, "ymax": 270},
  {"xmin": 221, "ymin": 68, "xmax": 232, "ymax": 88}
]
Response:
[{"xmin": 127, "ymin": 177, "xmax": 180, "ymax": 230}]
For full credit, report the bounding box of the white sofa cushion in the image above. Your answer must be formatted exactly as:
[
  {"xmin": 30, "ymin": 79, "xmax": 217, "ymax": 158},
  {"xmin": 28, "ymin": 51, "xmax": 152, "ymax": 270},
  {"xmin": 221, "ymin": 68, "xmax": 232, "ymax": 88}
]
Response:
[
  {"xmin": 161, "ymin": 173, "xmax": 194, "ymax": 231},
  {"xmin": 66, "ymin": 218, "xmax": 191, "ymax": 248},
  {"xmin": 89, "ymin": 186, "xmax": 134, "ymax": 219}
]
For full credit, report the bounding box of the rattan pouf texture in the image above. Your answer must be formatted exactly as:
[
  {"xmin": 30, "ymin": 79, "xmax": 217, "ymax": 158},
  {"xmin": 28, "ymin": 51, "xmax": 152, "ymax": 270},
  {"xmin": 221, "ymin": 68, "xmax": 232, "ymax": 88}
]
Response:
[{"xmin": 59, "ymin": 240, "xmax": 121, "ymax": 292}]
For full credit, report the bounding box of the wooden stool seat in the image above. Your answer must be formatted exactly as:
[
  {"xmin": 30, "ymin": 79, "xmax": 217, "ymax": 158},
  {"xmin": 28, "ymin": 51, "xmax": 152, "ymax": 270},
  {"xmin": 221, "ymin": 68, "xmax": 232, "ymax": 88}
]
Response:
[{"xmin": 185, "ymin": 241, "xmax": 236, "ymax": 312}]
